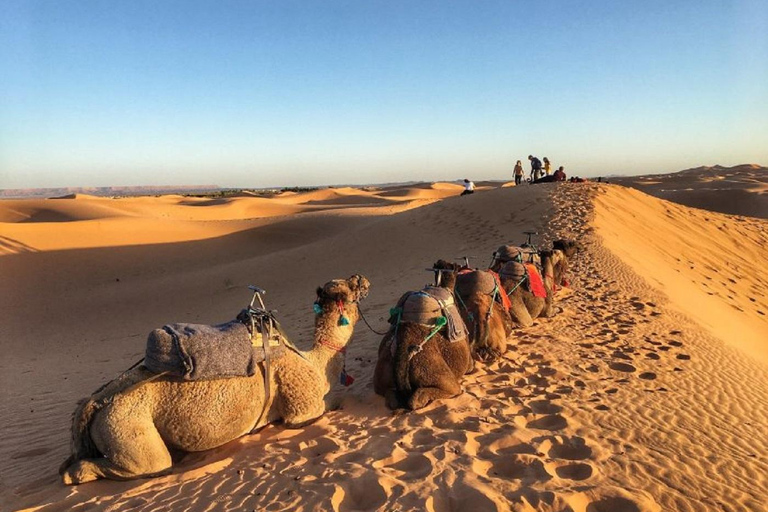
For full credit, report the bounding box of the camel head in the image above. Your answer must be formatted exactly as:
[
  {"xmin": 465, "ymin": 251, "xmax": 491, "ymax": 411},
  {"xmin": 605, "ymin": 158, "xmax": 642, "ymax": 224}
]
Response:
[
  {"xmin": 432, "ymin": 259, "xmax": 463, "ymax": 289},
  {"xmin": 552, "ymin": 239, "xmax": 580, "ymax": 259},
  {"xmin": 315, "ymin": 274, "xmax": 371, "ymax": 325}
]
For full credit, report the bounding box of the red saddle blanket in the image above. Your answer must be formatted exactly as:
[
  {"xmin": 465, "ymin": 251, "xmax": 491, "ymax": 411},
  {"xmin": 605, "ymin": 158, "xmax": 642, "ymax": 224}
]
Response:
[
  {"xmin": 488, "ymin": 271, "xmax": 512, "ymax": 312},
  {"xmin": 525, "ymin": 264, "xmax": 547, "ymax": 298}
]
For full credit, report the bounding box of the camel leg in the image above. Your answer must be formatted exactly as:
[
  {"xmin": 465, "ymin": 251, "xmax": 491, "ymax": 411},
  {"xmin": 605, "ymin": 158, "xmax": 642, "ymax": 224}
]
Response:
[
  {"xmin": 408, "ymin": 355, "xmax": 463, "ymax": 410},
  {"xmin": 276, "ymin": 365, "xmax": 327, "ymax": 428},
  {"xmin": 509, "ymin": 297, "xmax": 534, "ymax": 327},
  {"xmin": 61, "ymin": 414, "xmax": 172, "ymax": 484},
  {"xmin": 282, "ymin": 398, "xmax": 325, "ymax": 428},
  {"xmin": 408, "ymin": 377, "xmax": 461, "ymax": 410},
  {"xmin": 62, "ymin": 456, "xmax": 172, "ymax": 485},
  {"xmin": 384, "ymin": 389, "xmax": 403, "ymax": 410}
]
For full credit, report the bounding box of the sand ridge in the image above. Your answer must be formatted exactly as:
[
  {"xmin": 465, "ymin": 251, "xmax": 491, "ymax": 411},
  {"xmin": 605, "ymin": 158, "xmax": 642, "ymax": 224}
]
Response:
[{"xmin": 1, "ymin": 180, "xmax": 766, "ymax": 511}]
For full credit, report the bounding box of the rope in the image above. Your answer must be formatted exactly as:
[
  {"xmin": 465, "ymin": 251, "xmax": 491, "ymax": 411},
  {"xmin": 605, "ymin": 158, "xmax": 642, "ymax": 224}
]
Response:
[
  {"xmin": 408, "ymin": 317, "xmax": 447, "ymax": 360},
  {"xmin": 506, "ymin": 274, "xmax": 527, "ymax": 296},
  {"xmin": 357, "ymin": 304, "xmax": 390, "ymax": 336}
]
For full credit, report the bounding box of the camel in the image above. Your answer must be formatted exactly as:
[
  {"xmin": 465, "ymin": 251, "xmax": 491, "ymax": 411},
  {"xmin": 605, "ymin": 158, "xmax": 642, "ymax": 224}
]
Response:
[
  {"xmin": 490, "ymin": 240, "xmax": 578, "ymax": 327},
  {"xmin": 453, "ymin": 266, "xmax": 514, "ymax": 363},
  {"xmin": 59, "ymin": 275, "xmax": 370, "ymax": 485},
  {"xmin": 373, "ymin": 261, "xmax": 473, "ymax": 410}
]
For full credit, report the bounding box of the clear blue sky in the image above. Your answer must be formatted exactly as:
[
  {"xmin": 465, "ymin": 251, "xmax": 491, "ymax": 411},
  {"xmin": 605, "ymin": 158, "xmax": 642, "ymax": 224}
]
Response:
[{"xmin": 1, "ymin": 0, "xmax": 766, "ymax": 188}]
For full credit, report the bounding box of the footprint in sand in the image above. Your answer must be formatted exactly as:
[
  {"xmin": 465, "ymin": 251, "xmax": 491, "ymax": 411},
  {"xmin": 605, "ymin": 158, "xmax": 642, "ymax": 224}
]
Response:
[
  {"xmin": 584, "ymin": 496, "xmax": 642, "ymax": 512},
  {"xmin": 527, "ymin": 414, "xmax": 568, "ymax": 431},
  {"xmin": 551, "ymin": 461, "xmax": 594, "ymax": 481},
  {"xmin": 528, "ymin": 399, "xmax": 563, "ymax": 415},
  {"xmin": 539, "ymin": 435, "xmax": 593, "ymax": 460},
  {"xmin": 638, "ymin": 372, "xmax": 657, "ymax": 380},
  {"xmin": 335, "ymin": 473, "xmax": 387, "ymax": 512},
  {"xmin": 609, "ymin": 362, "xmax": 636, "ymax": 373},
  {"xmin": 676, "ymin": 354, "xmax": 691, "ymax": 360},
  {"xmin": 489, "ymin": 454, "xmax": 551, "ymax": 482}
]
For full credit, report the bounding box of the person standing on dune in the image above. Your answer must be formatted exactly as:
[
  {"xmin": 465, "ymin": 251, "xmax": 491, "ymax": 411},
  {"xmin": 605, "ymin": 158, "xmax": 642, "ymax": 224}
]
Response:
[
  {"xmin": 461, "ymin": 179, "xmax": 475, "ymax": 196},
  {"xmin": 529, "ymin": 155, "xmax": 543, "ymax": 181},
  {"xmin": 514, "ymin": 160, "xmax": 524, "ymax": 186},
  {"xmin": 543, "ymin": 157, "xmax": 551, "ymax": 176}
]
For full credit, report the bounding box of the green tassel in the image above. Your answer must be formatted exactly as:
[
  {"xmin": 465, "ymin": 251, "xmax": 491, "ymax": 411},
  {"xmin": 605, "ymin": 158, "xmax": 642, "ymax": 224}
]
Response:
[
  {"xmin": 339, "ymin": 315, "xmax": 350, "ymax": 326},
  {"xmin": 313, "ymin": 303, "xmax": 323, "ymax": 315}
]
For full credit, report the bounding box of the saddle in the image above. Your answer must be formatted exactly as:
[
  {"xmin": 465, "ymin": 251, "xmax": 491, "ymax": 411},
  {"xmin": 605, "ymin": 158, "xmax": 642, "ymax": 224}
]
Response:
[
  {"xmin": 456, "ymin": 269, "xmax": 511, "ymax": 312},
  {"xmin": 391, "ymin": 286, "xmax": 467, "ymax": 343},
  {"xmin": 499, "ymin": 261, "xmax": 547, "ymax": 298},
  {"xmin": 144, "ymin": 309, "xmax": 296, "ymax": 381}
]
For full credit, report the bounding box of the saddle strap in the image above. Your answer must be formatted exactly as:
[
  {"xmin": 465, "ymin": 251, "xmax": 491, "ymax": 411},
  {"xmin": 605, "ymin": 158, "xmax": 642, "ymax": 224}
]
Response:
[{"xmin": 250, "ymin": 316, "xmax": 272, "ymax": 434}]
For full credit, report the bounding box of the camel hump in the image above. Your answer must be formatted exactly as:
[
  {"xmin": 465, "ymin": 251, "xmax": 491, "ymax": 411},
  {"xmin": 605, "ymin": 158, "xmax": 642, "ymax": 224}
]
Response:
[{"xmin": 456, "ymin": 270, "xmax": 497, "ymax": 297}]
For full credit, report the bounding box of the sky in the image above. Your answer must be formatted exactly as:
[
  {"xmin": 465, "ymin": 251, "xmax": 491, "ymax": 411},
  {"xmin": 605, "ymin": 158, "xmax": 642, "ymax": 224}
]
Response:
[{"xmin": 1, "ymin": 0, "xmax": 767, "ymax": 189}]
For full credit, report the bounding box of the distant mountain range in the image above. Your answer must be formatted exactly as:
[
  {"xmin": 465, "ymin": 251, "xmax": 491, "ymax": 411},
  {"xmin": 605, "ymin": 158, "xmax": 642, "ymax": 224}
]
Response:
[{"xmin": 0, "ymin": 185, "xmax": 222, "ymax": 199}]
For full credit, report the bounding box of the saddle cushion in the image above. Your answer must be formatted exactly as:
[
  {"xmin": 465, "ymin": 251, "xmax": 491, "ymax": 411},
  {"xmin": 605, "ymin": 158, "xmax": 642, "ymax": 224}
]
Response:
[
  {"xmin": 145, "ymin": 320, "xmax": 282, "ymax": 381},
  {"xmin": 455, "ymin": 269, "xmax": 497, "ymax": 297},
  {"xmin": 456, "ymin": 270, "xmax": 510, "ymax": 312},
  {"xmin": 394, "ymin": 286, "xmax": 468, "ymax": 343},
  {"xmin": 499, "ymin": 261, "xmax": 526, "ymax": 283},
  {"xmin": 495, "ymin": 245, "xmax": 524, "ymax": 264}
]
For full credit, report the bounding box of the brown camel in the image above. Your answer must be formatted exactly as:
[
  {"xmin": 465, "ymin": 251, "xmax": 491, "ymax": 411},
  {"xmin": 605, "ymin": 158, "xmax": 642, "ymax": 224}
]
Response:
[
  {"xmin": 490, "ymin": 240, "xmax": 578, "ymax": 327},
  {"xmin": 454, "ymin": 267, "xmax": 514, "ymax": 362},
  {"xmin": 373, "ymin": 261, "xmax": 473, "ymax": 410},
  {"xmin": 59, "ymin": 275, "xmax": 370, "ymax": 485}
]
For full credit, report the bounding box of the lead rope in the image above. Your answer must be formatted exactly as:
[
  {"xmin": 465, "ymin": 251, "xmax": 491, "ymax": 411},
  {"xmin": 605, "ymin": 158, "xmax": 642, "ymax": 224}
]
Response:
[
  {"xmin": 407, "ymin": 316, "xmax": 447, "ymax": 360},
  {"xmin": 506, "ymin": 274, "xmax": 528, "ymax": 296},
  {"xmin": 358, "ymin": 303, "xmax": 390, "ymax": 336}
]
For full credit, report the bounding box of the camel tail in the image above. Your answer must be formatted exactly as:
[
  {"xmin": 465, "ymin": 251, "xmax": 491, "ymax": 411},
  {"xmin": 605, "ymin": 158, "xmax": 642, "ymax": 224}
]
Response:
[{"xmin": 59, "ymin": 397, "xmax": 102, "ymax": 474}]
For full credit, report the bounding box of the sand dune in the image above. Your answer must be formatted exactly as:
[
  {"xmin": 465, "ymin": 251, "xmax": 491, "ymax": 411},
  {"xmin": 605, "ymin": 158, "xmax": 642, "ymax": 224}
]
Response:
[
  {"xmin": 610, "ymin": 164, "xmax": 768, "ymax": 218},
  {"xmin": 1, "ymin": 180, "xmax": 766, "ymax": 511}
]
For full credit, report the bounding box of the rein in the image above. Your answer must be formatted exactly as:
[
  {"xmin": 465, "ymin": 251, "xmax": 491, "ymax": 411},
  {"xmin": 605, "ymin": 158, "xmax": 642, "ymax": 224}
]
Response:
[{"xmin": 357, "ymin": 304, "xmax": 390, "ymax": 336}]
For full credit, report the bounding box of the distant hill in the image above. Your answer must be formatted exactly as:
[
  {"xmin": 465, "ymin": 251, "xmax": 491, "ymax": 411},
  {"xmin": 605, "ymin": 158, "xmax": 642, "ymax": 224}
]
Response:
[
  {"xmin": 610, "ymin": 164, "xmax": 767, "ymax": 219},
  {"xmin": 0, "ymin": 185, "xmax": 222, "ymax": 199}
]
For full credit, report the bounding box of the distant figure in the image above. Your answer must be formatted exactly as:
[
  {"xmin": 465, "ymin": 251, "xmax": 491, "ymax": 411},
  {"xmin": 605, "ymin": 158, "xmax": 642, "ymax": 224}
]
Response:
[
  {"xmin": 543, "ymin": 157, "xmax": 551, "ymax": 176},
  {"xmin": 513, "ymin": 160, "xmax": 524, "ymax": 186},
  {"xmin": 528, "ymin": 155, "xmax": 543, "ymax": 181},
  {"xmin": 553, "ymin": 166, "xmax": 566, "ymax": 181},
  {"xmin": 461, "ymin": 179, "xmax": 475, "ymax": 196}
]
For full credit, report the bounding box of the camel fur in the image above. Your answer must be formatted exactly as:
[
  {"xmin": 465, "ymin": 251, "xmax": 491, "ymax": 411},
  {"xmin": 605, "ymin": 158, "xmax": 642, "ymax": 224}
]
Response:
[
  {"xmin": 59, "ymin": 275, "xmax": 370, "ymax": 485},
  {"xmin": 373, "ymin": 261, "xmax": 473, "ymax": 410},
  {"xmin": 454, "ymin": 268, "xmax": 514, "ymax": 363}
]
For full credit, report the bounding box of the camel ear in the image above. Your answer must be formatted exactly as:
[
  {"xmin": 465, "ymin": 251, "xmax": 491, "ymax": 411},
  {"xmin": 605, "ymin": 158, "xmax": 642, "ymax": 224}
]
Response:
[
  {"xmin": 316, "ymin": 286, "xmax": 324, "ymax": 298},
  {"xmin": 347, "ymin": 274, "xmax": 370, "ymax": 301}
]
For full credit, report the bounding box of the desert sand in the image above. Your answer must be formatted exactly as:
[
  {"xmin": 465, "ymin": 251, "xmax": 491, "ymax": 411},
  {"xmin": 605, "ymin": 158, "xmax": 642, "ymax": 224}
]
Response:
[{"xmin": 1, "ymin": 176, "xmax": 766, "ymax": 511}]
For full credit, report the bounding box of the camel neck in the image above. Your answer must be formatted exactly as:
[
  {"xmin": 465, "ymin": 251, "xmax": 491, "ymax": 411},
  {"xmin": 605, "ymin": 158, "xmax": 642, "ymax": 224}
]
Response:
[{"xmin": 307, "ymin": 312, "xmax": 355, "ymax": 391}]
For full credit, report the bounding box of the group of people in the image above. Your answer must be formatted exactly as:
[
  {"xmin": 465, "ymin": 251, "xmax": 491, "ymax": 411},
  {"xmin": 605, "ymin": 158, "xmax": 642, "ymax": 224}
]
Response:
[
  {"xmin": 460, "ymin": 155, "xmax": 569, "ymax": 196},
  {"xmin": 513, "ymin": 155, "xmax": 566, "ymax": 185}
]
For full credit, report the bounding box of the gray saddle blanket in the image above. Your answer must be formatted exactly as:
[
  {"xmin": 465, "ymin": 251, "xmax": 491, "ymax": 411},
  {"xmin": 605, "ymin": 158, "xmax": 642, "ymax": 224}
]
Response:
[
  {"xmin": 392, "ymin": 286, "xmax": 467, "ymax": 343},
  {"xmin": 145, "ymin": 320, "xmax": 284, "ymax": 381}
]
